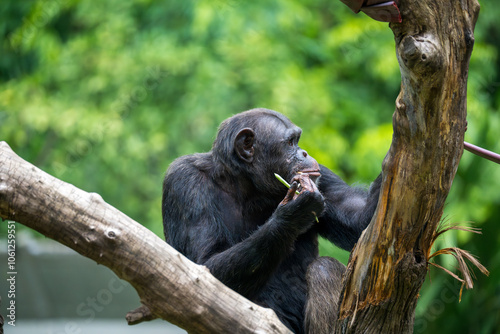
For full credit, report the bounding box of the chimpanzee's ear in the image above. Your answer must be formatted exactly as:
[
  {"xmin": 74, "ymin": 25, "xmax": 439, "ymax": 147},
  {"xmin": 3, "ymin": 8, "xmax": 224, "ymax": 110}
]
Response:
[{"xmin": 235, "ymin": 128, "xmax": 255, "ymax": 163}]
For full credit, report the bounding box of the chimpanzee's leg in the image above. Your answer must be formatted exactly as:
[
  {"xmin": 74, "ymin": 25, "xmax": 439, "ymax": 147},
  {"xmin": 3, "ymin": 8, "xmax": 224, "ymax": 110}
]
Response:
[{"xmin": 304, "ymin": 256, "xmax": 346, "ymax": 334}]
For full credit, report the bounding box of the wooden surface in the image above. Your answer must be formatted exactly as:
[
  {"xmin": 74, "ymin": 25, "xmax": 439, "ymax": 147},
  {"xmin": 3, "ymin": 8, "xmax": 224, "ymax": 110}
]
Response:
[
  {"xmin": 335, "ymin": 0, "xmax": 480, "ymax": 332},
  {"xmin": 0, "ymin": 141, "xmax": 291, "ymax": 334}
]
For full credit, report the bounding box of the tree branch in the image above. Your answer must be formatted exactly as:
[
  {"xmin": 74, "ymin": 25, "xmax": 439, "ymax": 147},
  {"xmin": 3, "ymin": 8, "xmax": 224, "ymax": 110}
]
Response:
[{"xmin": 0, "ymin": 141, "xmax": 291, "ymax": 334}]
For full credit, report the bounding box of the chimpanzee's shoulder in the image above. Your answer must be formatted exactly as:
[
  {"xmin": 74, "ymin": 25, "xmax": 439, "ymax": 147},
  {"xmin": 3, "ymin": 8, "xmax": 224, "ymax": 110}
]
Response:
[
  {"xmin": 165, "ymin": 153, "xmax": 212, "ymax": 180},
  {"xmin": 163, "ymin": 152, "xmax": 216, "ymax": 204}
]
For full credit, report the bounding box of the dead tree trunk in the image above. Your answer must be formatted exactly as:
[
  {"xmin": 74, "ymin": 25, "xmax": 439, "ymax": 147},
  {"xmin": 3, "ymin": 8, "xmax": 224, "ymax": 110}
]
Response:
[
  {"xmin": 335, "ymin": 0, "xmax": 480, "ymax": 333},
  {"xmin": 0, "ymin": 141, "xmax": 291, "ymax": 334}
]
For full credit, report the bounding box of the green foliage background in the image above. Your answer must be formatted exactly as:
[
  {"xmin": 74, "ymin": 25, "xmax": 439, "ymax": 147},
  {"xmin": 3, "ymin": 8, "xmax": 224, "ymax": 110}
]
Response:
[{"xmin": 1, "ymin": 0, "xmax": 499, "ymax": 332}]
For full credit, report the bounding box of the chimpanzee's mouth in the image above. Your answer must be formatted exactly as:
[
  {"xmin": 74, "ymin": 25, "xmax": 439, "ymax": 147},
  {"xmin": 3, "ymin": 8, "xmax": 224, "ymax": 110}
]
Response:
[{"xmin": 297, "ymin": 169, "xmax": 321, "ymax": 184}]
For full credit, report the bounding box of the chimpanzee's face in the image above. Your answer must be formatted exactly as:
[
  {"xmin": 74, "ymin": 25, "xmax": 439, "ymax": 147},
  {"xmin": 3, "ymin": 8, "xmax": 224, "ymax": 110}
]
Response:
[
  {"xmin": 254, "ymin": 116, "xmax": 320, "ymax": 190},
  {"xmin": 281, "ymin": 125, "xmax": 320, "ymax": 183}
]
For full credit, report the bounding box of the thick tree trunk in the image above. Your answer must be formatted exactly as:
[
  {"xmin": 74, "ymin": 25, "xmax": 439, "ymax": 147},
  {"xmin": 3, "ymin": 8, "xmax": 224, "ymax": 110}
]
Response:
[
  {"xmin": 0, "ymin": 141, "xmax": 291, "ymax": 334},
  {"xmin": 335, "ymin": 0, "xmax": 480, "ymax": 333}
]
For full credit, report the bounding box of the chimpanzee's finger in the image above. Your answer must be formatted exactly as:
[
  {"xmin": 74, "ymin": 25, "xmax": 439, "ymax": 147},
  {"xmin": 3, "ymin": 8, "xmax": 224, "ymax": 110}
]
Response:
[
  {"xmin": 280, "ymin": 181, "xmax": 299, "ymax": 205},
  {"xmin": 294, "ymin": 173, "xmax": 319, "ymax": 194}
]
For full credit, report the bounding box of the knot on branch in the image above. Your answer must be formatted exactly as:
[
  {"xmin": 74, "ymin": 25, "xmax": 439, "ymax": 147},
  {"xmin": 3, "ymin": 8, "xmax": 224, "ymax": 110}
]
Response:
[
  {"xmin": 106, "ymin": 229, "xmax": 118, "ymax": 239},
  {"xmin": 126, "ymin": 304, "xmax": 157, "ymax": 325},
  {"xmin": 105, "ymin": 228, "xmax": 122, "ymax": 248},
  {"xmin": 90, "ymin": 192, "xmax": 104, "ymax": 203},
  {"xmin": 399, "ymin": 35, "xmax": 442, "ymax": 74}
]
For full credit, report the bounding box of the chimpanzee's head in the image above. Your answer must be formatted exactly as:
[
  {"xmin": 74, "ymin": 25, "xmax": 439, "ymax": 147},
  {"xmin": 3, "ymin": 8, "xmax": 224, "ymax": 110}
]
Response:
[{"xmin": 213, "ymin": 108, "xmax": 320, "ymax": 198}]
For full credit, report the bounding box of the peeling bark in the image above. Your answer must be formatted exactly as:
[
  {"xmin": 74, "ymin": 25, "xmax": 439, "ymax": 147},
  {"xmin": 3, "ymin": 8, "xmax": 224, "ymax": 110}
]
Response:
[{"xmin": 335, "ymin": 0, "xmax": 480, "ymax": 333}]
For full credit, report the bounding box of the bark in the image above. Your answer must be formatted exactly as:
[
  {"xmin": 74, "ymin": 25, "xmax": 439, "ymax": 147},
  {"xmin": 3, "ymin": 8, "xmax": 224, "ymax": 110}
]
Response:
[
  {"xmin": 334, "ymin": 0, "xmax": 480, "ymax": 333},
  {"xmin": 0, "ymin": 141, "xmax": 291, "ymax": 334}
]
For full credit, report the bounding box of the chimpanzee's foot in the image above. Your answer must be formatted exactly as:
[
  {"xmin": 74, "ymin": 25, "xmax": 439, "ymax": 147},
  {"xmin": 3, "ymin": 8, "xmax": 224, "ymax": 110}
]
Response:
[{"xmin": 339, "ymin": 0, "xmax": 401, "ymax": 23}]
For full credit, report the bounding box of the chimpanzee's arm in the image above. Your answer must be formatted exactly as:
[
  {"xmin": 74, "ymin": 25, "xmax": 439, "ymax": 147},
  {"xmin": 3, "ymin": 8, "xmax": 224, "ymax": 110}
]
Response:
[
  {"xmin": 200, "ymin": 203, "xmax": 313, "ymax": 299},
  {"xmin": 317, "ymin": 165, "xmax": 382, "ymax": 251},
  {"xmin": 166, "ymin": 195, "xmax": 320, "ymax": 299},
  {"xmin": 163, "ymin": 156, "xmax": 322, "ymax": 299}
]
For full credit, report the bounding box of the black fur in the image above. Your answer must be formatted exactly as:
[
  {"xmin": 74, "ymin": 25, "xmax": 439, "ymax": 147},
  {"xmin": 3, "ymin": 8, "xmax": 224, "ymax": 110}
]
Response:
[{"xmin": 162, "ymin": 108, "xmax": 381, "ymax": 333}]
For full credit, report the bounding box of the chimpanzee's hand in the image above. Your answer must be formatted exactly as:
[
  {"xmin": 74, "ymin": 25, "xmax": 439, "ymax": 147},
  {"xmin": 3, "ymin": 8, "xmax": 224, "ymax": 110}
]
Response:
[{"xmin": 276, "ymin": 173, "xmax": 324, "ymax": 235}]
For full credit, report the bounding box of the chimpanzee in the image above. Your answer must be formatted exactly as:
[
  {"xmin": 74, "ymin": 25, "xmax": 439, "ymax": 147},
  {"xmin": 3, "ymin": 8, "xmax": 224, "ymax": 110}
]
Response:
[{"xmin": 162, "ymin": 108, "xmax": 381, "ymax": 334}]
